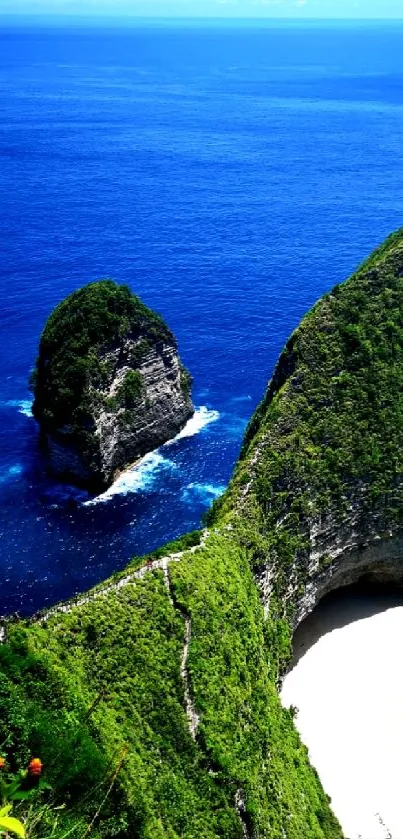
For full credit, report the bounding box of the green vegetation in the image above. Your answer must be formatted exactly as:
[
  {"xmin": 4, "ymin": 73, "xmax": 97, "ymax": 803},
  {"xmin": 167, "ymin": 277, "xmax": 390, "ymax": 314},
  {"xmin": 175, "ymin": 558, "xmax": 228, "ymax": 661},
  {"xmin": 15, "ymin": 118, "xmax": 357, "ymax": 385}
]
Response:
[
  {"xmin": 118, "ymin": 370, "xmax": 143, "ymax": 407},
  {"xmin": 31, "ymin": 280, "xmax": 193, "ymax": 488},
  {"xmin": 179, "ymin": 364, "xmax": 192, "ymax": 399},
  {"xmin": 0, "ymin": 533, "xmax": 341, "ymax": 838},
  {"xmin": 215, "ymin": 227, "xmax": 403, "ymax": 614},
  {"xmin": 129, "ymin": 339, "xmax": 151, "ymax": 367},
  {"xmin": 32, "ymin": 280, "xmax": 171, "ymax": 436},
  {"xmin": 11, "ymin": 226, "xmax": 403, "ymax": 837},
  {"xmin": 141, "ymin": 529, "xmax": 202, "ymax": 559},
  {"xmin": 0, "ymin": 757, "xmax": 62, "ymax": 839},
  {"xmin": 112, "ymin": 371, "xmax": 144, "ymax": 411}
]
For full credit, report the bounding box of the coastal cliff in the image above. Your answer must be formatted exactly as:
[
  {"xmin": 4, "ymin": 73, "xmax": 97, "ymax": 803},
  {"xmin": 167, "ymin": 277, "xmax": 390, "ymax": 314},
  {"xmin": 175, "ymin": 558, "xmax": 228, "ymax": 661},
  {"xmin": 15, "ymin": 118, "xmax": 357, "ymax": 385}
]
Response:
[
  {"xmin": 32, "ymin": 280, "xmax": 194, "ymax": 490},
  {"xmin": 221, "ymin": 227, "xmax": 403, "ymax": 630},
  {"xmin": 3, "ymin": 230, "xmax": 403, "ymax": 837}
]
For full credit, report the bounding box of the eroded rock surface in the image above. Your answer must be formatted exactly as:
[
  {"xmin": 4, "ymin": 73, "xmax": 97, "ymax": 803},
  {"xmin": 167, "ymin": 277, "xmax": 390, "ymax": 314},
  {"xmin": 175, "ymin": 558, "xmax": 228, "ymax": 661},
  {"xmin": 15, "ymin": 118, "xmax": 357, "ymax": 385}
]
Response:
[
  {"xmin": 32, "ymin": 280, "xmax": 193, "ymax": 490},
  {"xmin": 222, "ymin": 228, "xmax": 403, "ymax": 631}
]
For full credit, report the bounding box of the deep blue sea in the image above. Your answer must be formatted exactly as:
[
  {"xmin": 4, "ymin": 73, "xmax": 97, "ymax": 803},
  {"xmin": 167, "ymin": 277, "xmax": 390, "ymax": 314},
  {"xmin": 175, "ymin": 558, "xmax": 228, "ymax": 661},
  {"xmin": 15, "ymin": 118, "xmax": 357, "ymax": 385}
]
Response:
[{"xmin": 1, "ymin": 19, "xmax": 403, "ymax": 616}]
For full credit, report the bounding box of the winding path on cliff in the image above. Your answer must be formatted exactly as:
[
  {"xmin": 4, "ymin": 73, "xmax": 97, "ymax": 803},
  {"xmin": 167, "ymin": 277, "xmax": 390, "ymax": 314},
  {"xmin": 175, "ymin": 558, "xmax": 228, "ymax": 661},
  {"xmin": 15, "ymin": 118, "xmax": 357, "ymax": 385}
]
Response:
[{"xmin": 3, "ymin": 231, "xmax": 403, "ymax": 837}]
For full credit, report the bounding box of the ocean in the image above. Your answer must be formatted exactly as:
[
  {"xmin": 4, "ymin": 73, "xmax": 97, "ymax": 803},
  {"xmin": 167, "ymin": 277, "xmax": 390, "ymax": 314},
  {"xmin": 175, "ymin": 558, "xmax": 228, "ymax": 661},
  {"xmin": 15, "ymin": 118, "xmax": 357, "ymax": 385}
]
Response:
[{"xmin": 2, "ymin": 18, "xmax": 403, "ymax": 615}]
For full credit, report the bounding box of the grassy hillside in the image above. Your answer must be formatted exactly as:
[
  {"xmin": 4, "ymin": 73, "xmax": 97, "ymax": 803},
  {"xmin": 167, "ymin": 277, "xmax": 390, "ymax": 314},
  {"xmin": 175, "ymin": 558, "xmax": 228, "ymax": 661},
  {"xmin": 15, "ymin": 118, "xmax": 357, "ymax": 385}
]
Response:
[
  {"xmin": 0, "ymin": 531, "xmax": 341, "ymax": 838},
  {"xmin": 9, "ymin": 227, "xmax": 403, "ymax": 837}
]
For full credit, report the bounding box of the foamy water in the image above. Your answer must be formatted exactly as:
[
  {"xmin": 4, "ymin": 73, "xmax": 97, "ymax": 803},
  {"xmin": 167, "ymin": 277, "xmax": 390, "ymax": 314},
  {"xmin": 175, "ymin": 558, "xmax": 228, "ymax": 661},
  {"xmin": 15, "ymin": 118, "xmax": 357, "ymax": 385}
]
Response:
[
  {"xmin": 85, "ymin": 406, "xmax": 220, "ymax": 505},
  {"xmin": 5, "ymin": 399, "xmax": 33, "ymax": 417},
  {"xmin": 85, "ymin": 450, "xmax": 177, "ymax": 505},
  {"xmin": 281, "ymin": 594, "xmax": 403, "ymax": 839},
  {"xmin": 168, "ymin": 406, "xmax": 220, "ymax": 441}
]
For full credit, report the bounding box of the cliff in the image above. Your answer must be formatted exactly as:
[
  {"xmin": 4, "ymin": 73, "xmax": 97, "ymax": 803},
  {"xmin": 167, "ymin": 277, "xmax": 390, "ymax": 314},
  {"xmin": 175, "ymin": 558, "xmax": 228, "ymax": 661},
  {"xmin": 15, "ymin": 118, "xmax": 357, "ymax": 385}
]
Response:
[
  {"xmin": 32, "ymin": 280, "xmax": 194, "ymax": 490},
  {"xmin": 3, "ymin": 230, "xmax": 403, "ymax": 837},
  {"xmin": 220, "ymin": 226, "xmax": 403, "ymax": 629}
]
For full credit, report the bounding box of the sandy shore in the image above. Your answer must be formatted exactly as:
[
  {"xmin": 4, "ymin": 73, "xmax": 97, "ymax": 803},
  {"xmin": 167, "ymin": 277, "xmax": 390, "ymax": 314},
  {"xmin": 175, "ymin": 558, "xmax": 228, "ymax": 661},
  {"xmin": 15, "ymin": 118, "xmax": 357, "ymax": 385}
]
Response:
[{"xmin": 281, "ymin": 589, "xmax": 403, "ymax": 839}]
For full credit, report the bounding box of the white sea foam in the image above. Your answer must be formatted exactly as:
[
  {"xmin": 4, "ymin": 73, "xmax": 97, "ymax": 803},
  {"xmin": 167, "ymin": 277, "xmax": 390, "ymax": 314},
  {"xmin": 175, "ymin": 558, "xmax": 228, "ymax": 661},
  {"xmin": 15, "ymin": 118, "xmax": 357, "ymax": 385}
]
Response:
[
  {"xmin": 182, "ymin": 482, "xmax": 226, "ymax": 505},
  {"xmin": 4, "ymin": 399, "xmax": 33, "ymax": 417},
  {"xmin": 84, "ymin": 451, "xmax": 175, "ymax": 505},
  {"xmin": 84, "ymin": 405, "xmax": 219, "ymax": 505},
  {"xmin": 18, "ymin": 400, "xmax": 33, "ymax": 417},
  {"xmin": 169, "ymin": 406, "xmax": 220, "ymax": 442}
]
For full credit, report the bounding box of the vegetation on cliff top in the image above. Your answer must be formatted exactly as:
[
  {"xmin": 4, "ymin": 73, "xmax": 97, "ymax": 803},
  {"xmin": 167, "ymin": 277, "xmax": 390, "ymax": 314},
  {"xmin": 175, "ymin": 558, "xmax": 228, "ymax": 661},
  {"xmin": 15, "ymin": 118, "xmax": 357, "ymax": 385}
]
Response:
[
  {"xmin": 212, "ymin": 227, "xmax": 403, "ymax": 613},
  {"xmin": 31, "ymin": 280, "xmax": 193, "ymax": 487},
  {"xmin": 0, "ymin": 533, "xmax": 341, "ymax": 838},
  {"xmin": 8, "ymin": 228, "xmax": 403, "ymax": 836},
  {"xmin": 32, "ymin": 280, "xmax": 173, "ymax": 435}
]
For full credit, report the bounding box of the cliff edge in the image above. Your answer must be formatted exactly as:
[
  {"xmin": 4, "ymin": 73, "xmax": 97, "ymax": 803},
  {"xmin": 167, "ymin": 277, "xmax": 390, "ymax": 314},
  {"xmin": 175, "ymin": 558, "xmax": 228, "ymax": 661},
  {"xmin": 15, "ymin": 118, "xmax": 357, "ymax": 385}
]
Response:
[
  {"xmin": 32, "ymin": 280, "xmax": 194, "ymax": 491},
  {"xmin": 219, "ymin": 227, "xmax": 403, "ymax": 628},
  {"xmin": 4, "ymin": 229, "xmax": 403, "ymax": 837}
]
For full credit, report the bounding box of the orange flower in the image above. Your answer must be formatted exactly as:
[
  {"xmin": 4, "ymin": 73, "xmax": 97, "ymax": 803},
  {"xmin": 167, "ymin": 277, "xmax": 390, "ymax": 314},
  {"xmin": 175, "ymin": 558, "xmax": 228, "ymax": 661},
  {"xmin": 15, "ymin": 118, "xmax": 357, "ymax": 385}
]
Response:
[
  {"xmin": 28, "ymin": 758, "xmax": 42, "ymax": 777},
  {"xmin": 0, "ymin": 757, "xmax": 5, "ymax": 770}
]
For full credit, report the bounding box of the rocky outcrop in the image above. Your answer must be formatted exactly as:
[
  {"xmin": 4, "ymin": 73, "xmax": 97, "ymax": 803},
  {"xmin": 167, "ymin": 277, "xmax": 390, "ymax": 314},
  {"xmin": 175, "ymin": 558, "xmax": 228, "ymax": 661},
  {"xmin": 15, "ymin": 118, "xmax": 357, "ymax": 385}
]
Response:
[
  {"xmin": 225, "ymin": 227, "xmax": 403, "ymax": 635},
  {"xmin": 258, "ymin": 511, "xmax": 403, "ymax": 631},
  {"xmin": 12, "ymin": 229, "xmax": 403, "ymax": 839},
  {"xmin": 32, "ymin": 280, "xmax": 193, "ymax": 491}
]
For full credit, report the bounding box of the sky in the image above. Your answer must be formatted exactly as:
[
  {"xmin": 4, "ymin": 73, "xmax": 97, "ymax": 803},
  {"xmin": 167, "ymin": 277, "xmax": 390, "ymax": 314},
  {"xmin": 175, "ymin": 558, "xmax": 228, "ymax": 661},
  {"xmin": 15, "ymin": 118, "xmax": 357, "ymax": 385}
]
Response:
[{"xmin": 1, "ymin": 0, "xmax": 403, "ymax": 19}]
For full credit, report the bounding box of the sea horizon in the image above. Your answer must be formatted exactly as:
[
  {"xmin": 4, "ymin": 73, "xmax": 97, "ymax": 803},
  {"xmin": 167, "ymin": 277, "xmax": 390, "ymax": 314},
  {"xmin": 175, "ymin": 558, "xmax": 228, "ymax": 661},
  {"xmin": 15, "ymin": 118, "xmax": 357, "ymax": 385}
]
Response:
[{"xmin": 1, "ymin": 14, "xmax": 403, "ymax": 27}]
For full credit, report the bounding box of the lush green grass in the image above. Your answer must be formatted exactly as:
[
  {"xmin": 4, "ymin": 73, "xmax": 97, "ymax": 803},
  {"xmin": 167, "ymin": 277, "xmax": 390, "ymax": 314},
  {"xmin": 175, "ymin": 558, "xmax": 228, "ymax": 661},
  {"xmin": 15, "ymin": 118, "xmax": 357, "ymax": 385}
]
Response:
[
  {"xmin": 10, "ymin": 226, "xmax": 403, "ymax": 836},
  {"xmin": 0, "ymin": 533, "xmax": 342, "ymax": 838}
]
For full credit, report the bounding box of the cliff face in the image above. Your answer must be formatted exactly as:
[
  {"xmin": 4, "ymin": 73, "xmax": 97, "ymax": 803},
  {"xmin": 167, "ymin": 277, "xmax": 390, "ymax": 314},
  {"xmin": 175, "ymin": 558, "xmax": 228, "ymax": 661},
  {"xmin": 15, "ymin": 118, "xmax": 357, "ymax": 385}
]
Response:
[
  {"xmin": 221, "ymin": 227, "xmax": 403, "ymax": 629},
  {"xmin": 32, "ymin": 280, "xmax": 193, "ymax": 490},
  {"xmin": 5, "ymin": 231, "xmax": 403, "ymax": 838}
]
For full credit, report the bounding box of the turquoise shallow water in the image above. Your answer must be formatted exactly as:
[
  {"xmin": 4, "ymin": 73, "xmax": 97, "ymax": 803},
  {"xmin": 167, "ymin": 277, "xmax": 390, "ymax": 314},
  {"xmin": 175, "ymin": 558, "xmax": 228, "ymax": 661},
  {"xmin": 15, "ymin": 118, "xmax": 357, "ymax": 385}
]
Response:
[{"xmin": 1, "ymin": 20, "xmax": 403, "ymax": 615}]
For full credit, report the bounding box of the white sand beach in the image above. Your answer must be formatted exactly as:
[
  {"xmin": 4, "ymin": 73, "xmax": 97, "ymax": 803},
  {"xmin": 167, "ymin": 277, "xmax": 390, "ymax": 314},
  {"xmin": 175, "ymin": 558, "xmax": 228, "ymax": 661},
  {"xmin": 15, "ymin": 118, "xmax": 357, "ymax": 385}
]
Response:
[{"xmin": 281, "ymin": 590, "xmax": 403, "ymax": 839}]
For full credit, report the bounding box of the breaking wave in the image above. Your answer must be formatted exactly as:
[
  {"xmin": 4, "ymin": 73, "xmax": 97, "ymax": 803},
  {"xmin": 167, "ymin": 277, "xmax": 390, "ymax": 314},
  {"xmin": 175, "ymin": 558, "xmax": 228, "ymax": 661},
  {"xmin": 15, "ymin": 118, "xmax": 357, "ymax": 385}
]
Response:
[
  {"xmin": 84, "ymin": 451, "xmax": 176, "ymax": 505},
  {"xmin": 4, "ymin": 399, "xmax": 33, "ymax": 417},
  {"xmin": 85, "ymin": 406, "xmax": 220, "ymax": 505},
  {"xmin": 169, "ymin": 406, "xmax": 220, "ymax": 441}
]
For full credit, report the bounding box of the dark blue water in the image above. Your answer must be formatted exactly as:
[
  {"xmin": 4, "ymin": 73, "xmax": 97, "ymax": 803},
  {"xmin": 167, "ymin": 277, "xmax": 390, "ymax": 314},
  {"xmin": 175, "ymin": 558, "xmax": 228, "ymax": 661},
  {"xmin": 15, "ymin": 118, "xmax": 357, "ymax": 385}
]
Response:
[{"xmin": 2, "ymin": 19, "xmax": 403, "ymax": 615}]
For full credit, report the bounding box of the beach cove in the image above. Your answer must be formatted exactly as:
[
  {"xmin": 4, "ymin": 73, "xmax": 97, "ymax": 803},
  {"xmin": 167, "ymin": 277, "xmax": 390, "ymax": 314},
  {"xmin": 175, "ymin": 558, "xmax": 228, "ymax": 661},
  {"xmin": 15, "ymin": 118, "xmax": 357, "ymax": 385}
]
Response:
[{"xmin": 282, "ymin": 586, "xmax": 403, "ymax": 839}]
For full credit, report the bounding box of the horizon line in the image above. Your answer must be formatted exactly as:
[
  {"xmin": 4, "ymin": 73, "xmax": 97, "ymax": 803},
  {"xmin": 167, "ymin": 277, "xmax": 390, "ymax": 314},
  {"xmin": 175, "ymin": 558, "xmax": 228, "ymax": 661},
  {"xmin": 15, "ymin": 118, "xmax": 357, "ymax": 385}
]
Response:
[{"xmin": 1, "ymin": 13, "xmax": 403, "ymax": 22}]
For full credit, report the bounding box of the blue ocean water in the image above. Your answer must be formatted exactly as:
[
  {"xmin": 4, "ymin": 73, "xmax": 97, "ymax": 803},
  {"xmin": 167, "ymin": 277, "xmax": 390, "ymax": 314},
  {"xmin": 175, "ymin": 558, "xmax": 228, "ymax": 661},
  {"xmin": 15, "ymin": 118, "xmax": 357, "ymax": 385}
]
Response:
[{"xmin": 1, "ymin": 19, "xmax": 403, "ymax": 616}]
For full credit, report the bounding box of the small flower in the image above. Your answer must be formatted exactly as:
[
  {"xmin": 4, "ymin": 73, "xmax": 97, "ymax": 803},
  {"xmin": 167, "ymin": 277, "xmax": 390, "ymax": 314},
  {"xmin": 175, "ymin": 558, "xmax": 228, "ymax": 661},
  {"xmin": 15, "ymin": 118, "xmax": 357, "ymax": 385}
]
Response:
[
  {"xmin": 0, "ymin": 757, "xmax": 5, "ymax": 770},
  {"xmin": 28, "ymin": 758, "xmax": 42, "ymax": 777}
]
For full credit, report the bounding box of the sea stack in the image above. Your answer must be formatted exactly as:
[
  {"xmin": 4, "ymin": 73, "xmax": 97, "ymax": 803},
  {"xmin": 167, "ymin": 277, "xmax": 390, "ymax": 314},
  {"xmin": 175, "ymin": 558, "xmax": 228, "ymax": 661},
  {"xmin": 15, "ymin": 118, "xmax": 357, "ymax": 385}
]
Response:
[{"xmin": 32, "ymin": 280, "xmax": 194, "ymax": 491}]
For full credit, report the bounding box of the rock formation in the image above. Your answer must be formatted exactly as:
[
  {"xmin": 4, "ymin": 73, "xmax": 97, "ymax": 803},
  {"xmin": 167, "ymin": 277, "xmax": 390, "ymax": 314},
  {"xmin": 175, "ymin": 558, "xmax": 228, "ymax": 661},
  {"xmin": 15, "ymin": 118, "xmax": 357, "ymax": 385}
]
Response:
[
  {"xmin": 32, "ymin": 280, "xmax": 194, "ymax": 490},
  {"xmin": 224, "ymin": 227, "xmax": 403, "ymax": 630},
  {"xmin": 6, "ymin": 230, "xmax": 403, "ymax": 837}
]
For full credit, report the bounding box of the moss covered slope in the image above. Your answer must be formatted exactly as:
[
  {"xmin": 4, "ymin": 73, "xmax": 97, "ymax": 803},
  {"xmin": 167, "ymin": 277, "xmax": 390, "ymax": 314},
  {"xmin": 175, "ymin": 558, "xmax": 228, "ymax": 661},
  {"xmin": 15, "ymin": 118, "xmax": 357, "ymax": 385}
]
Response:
[
  {"xmin": 0, "ymin": 532, "xmax": 341, "ymax": 838},
  {"xmin": 7, "ymin": 228, "xmax": 403, "ymax": 837}
]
